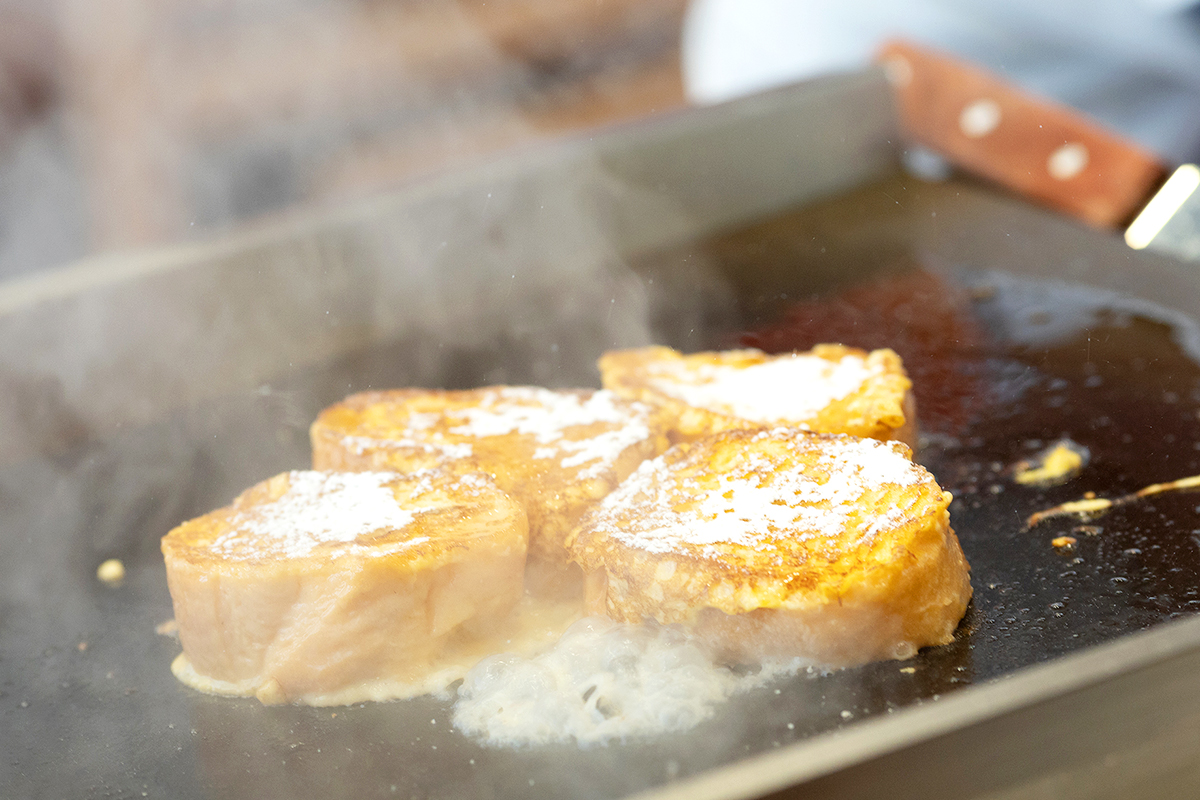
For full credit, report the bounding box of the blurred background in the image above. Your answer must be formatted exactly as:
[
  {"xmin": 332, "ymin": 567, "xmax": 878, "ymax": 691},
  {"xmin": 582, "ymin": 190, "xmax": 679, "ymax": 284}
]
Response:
[
  {"xmin": 7, "ymin": 0, "xmax": 1200, "ymax": 283},
  {"xmin": 0, "ymin": 0, "xmax": 691, "ymax": 281}
]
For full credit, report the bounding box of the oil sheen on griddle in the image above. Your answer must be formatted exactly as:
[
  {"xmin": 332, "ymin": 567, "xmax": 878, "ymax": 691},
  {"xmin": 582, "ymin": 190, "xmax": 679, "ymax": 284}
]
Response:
[{"xmin": 747, "ymin": 271, "xmax": 1200, "ymax": 677}]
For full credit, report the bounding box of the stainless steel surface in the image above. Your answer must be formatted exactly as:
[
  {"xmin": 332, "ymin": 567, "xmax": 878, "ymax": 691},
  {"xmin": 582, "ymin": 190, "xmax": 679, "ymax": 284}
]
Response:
[
  {"xmin": 640, "ymin": 613, "xmax": 1200, "ymax": 800},
  {"xmin": 6, "ymin": 68, "xmax": 1200, "ymax": 800}
]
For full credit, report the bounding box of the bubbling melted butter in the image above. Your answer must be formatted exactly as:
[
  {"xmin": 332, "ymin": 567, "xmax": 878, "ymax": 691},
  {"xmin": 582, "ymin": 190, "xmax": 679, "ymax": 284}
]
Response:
[
  {"xmin": 452, "ymin": 616, "xmax": 808, "ymax": 747},
  {"xmin": 172, "ymin": 585, "xmax": 810, "ymax": 746}
]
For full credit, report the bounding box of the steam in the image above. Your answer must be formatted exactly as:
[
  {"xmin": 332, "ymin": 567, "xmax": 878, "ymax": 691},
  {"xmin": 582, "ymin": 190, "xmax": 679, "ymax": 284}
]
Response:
[
  {"xmin": 0, "ymin": 5, "xmax": 746, "ymax": 797},
  {"xmin": 453, "ymin": 616, "xmax": 809, "ymax": 747}
]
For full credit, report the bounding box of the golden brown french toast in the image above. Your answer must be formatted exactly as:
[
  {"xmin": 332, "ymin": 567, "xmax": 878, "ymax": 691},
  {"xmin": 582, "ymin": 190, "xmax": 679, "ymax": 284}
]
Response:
[
  {"xmin": 598, "ymin": 345, "xmax": 916, "ymax": 445},
  {"xmin": 310, "ymin": 387, "xmax": 669, "ymax": 571},
  {"xmin": 566, "ymin": 428, "xmax": 971, "ymax": 666},
  {"xmin": 161, "ymin": 468, "xmax": 528, "ymax": 705}
]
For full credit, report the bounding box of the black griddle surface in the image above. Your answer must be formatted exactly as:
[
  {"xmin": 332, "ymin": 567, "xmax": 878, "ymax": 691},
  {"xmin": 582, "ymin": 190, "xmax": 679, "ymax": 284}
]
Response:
[{"xmin": 7, "ymin": 192, "xmax": 1200, "ymax": 800}]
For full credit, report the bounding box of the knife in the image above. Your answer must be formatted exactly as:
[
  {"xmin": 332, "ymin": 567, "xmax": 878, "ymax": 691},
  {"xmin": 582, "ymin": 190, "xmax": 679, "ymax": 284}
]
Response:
[{"xmin": 876, "ymin": 39, "xmax": 1200, "ymax": 261}]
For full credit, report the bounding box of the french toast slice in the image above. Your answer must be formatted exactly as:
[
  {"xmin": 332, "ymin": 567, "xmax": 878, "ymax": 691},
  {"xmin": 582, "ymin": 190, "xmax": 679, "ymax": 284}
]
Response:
[
  {"xmin": 566, "ymin": 428, "xmax": 972, "ymax": 667},
  {"xmin": 161, "ymin": 468, "xmax": 527, "ymax": 705},
  {"xmin": 310, "ymin": 387, "xmax": 668, "ymax": 572},
  {"xmin": 598, "ymin": 345, "xmax": 916, "ymax": 445}
]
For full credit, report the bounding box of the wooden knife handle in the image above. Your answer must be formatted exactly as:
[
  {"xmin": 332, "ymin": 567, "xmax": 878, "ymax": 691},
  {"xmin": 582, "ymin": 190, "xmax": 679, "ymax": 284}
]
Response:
[{"xmin": 876, "ymin": 39, "xmax": 1167, "ymax": 228}]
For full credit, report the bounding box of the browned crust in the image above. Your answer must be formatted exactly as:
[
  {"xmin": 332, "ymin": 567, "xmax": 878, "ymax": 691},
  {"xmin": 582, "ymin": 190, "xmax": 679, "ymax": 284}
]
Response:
[
  {"xmin": 598, "ymin": 344, "xmax": 916, "ymax": 446},
  {"xmin": 568, "ymin": 429, "xmax": 971, "ymax": 666},
  {"xmin": 309, "ymin": 387, "xmax": 669, "ymax": 567},
  {"xmin": 161, "ymin": 469, "xmax": 528, "ymax": 699}
]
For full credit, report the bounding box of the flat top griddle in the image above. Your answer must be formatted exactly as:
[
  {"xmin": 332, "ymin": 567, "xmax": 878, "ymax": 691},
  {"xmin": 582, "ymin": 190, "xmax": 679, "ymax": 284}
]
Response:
[{"xmin": 6, "ymin": 72, "xmax": 1200, "ymax": 800}]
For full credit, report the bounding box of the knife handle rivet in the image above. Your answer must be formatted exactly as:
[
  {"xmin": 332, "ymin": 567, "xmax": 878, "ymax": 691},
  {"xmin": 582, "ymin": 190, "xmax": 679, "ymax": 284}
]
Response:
[
  {"xmin": 882, "ymin": 54, "xmax": 913, "ymax": 88},
  {"xmin": 959, "ymin": 99, "xmax": 1001, "ymax": 139},
  {"xmin": 1048, "ymin": 142, "xmax": 1089, "ymax": 181}
]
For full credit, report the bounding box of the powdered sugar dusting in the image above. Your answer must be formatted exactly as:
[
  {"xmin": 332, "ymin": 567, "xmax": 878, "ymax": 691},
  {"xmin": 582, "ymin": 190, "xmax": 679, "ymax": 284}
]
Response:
[
  {"xmin": 450, "ymin": 387, "xmax": 625, "ymax": 437},
  {"xmin": 337, "ymin": 389, "xmax": 650, "ymax": 479},
  {"xmin": 209, "ymin": 471, "xmax": 422, "ymax": 559},
  {"xmin": 555, "ymin": 429, "xmax": 643, "ymax": 475},
  {"xmin": 595, "ymin": 432, "xmax": 927, "ymax": 557},
  {"xmin": 650, "ymin": 353, "xmax": 878, "ymax": 422},
  {"xmin": 435, "ymin": 388, "xmax": 654, "ymax": 478},
  {"xmin": 340, "ymin": 434, "xmax": 474, "ymax": 461}
]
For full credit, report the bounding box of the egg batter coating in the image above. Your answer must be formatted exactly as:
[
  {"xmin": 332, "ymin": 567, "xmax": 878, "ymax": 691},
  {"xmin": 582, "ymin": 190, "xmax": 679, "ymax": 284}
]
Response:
[
  {"xmin": 566, "ymin": 428, "xmax": 971, "ymax": 666},
  {"xmin": 310, "ymin": 387, "xmax": 669, "ymax": 571},
  {"xmin": 162, "ymin": 468, "xmax": 527, "ymax": 705},
  {"xmin": 598, "ymin": 345, "xmax": 916, "ymax": 445}
]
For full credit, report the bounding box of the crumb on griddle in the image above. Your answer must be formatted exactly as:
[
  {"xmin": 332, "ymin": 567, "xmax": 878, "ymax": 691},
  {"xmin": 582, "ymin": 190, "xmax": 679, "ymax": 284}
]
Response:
[
  {"xmin": 96, "ymin": 558, "xmax": 125, "ymax": 586},
  {"xmin": 1027, "ymin": 498, "xmax": 1113, "ymax": 527},
  {"xmin": 1013, "ymin": 438, "xmax": 1089, "ymax": 487},
  {"xmin": 1027, "ymin": 473, "xmax": 1200, "ymax": 528}
]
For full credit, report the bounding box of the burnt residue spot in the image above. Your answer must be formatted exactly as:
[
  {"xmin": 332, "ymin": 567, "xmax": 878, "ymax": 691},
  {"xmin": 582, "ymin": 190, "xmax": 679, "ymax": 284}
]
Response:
[
  {"xmin": 919, "ymin": 294, "xmax": 1200, "ymax": 669},
  {"xmin": 741, "ymin": 267, "xmax": 990, "ymax": 435}
]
